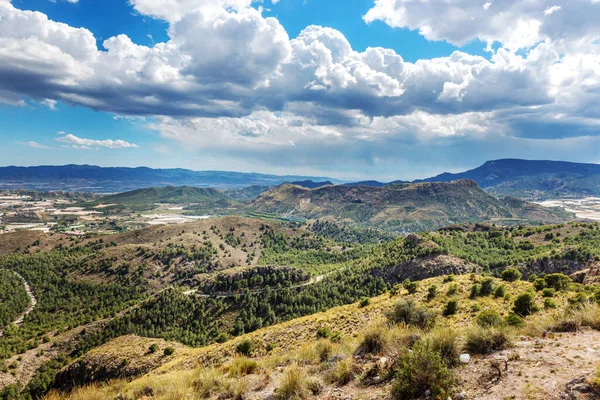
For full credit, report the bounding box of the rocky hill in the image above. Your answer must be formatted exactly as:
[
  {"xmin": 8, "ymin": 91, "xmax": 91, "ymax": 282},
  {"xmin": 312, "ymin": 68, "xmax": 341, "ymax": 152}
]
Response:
[{"xmin": 249, "ymin": 180, "xmax": 573, "ymax": 231}]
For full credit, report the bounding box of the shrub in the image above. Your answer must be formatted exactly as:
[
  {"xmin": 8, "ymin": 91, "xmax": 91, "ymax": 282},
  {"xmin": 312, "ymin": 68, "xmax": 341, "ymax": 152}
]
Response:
[
  {"xmin": 443, "ymin": 274, "xmax": 455, "ymax": 283},
  {"xmin": 403, "ymin": 279, "xmax": 418, "ymax": 294},
  {"xmin": 426, "ymin": 285, "xmax": 438, "ymax": 301},
  {"xmin": 528, "ymin": 273, "xmax": 538, "ymax": 282},
  {"xmin": 228, "ymin": 357, "xmax": 259, "ymax": 377},
  {"xmin": 163, "ymin": 347, "xmax": 175, "ymax": 356},
  {"xmin": 423, "ymin": 328, "xmax": 460, "ymax": 367},
  {"xmin": 443, "ymin": 300, "xmax": 458, "ymax": 316},
  {"xmin": 236, "ymin": 340, "xmax": 254, "ymax": 356},
  {"xmin": 392, "ymin": 342, "xmax": 454, "ymax": 399},
  {"xmin": 148, "ymin": 344, "xmax": 158, "ymax": 354},
  {"xmin": 315, "ymin": 340, "xmax": 334, "ymax": 362},
  {"xmin": 469, "ymin": 284, "xmax": 481, "ymax": 299},
  {"xmin": 544, "ymin": 273, "xmax": 571, "ymax": 291},
  {"xmin": 568, "ymin": 292, "xmax": 589, "ymax": 305},
  {"xmin": 479, "ymin": 278, "xmax": 494, "ymax": 296},
  {"xmin": 193, "ymin": 368, "xmax": 227, "ymax": 398},
  {"xmin": 276, "ymin": 365, "xmax": 307, "ymax": 399},
  {"xmin": 475, "ymin": 310, "xmax": 504, "ymax": 328},
  {"xmin": 355, "ymin": 328, "xmax": 388, "ymax": 357},
  {"xmin": 544, "ymin": 298, "xmax": 557, "ymax": 309},
  {"xmin": 542, "ymin": 288, "xmax": 555, "ymax": 298},
  {"xmin": 316, "ymin": 327, "xmax": 332, "ymax": 339},
  {"xmin": 359, "ymin": 297, "xmax": 370, "ymax": 308},
  {"xmin": 447, "ymin": 284, "xmax": 458, "ymax": 296},
  {"xmin": 502, "ymin": 268, "xmax": 522, "ymax": 282},
  {"xmin": 505, "ymin": 313, "xmax": 525, "ymax": 327},
  {"xmin": 493, "ymin": 285, "xmax": 505, "ymax": 298},
  {"xmin": 513, "ymin": 293, "xmax": 539, "ymax": 316},
  {"xmin": 533, "ymin": 278, "xmax": 547, "ymax": 291},
  {"xmin": 465, "ymin": 326, "xmax": 510, "ymax": 355},
  {"xmin": 327, "ymin": 358, "xmax": 357, "ymax": 386},
  {"xmin": 386, "ymin": 299, "xmax": 437, "ymax": 329}
]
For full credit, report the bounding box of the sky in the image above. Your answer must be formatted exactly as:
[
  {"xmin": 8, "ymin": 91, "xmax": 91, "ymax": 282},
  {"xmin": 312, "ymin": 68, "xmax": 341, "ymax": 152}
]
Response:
[{"xmin": 0, "ymin": 0, "xmax": 599, "ymax": 181}]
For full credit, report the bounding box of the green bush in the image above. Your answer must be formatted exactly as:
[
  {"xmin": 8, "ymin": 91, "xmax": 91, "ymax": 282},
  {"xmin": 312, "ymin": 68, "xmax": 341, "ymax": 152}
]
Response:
[
  {"xmin": 544, "ymin": 273, "xmax": 571, "ymax": 291},
  {"xmin": 542, "ymin": 288, "xmax": 555, "ymax": 298},
  {"xmin": 502, "ymin": 268, "xmax": 522, "ymax": 282},
  {"xmin": 443, "ymin": 275, "xmax": 455, "ymax": 283},
  {"xmin": 316, "ymin": 327, "xmax": 333, "ymax": 339},
  {"xmin": 568, "ymin": 292, "xmax": 589, "ymax": 305},
  {"xmin": 392, "ymin": 342, "xmax": 454, "ymax": 400},
  {"xmin": 475, "ymin": 310, "xmax": 504, "ymax": 328},
  {"xmin": 505, "ymin": 313, "xmax": 525, "ymax": 327},
  {"xmin": 426, "ymin": 285, "xmax": 438, "ymax": 301},
  {"xmin": 469, "ymin": 284, "xmax": 481, "ymax": 299},
  {"xmin": 544, "ymin": 298, "xmax": 557, "ymax": 309},
  {"xmin": 236, "ymin": 340, "xmax": 254, "ymax": 356},
  {"xmin": 447, "ymin": 284, "xmax": 458, "ymax": 296},
  {"xmin": 386, "ymin": 299, "xmax": 437, "ymax": 329},
  {"xmin": 513, "ymin": 293, "xmax": 539, "ymax": 316},
  {"xmin": 163, "ymin": 347, "xmax": 175, "ymax": 356},
  {"xmin": 148, "ymin": 344, "xmax": 158, "ymax": 354},
  {"xmin": 533, "ymin": 278, "xmax": 547, "ymax": 291},
  {"xmin": 359, "ymin": 297, "xmax": 370, "ymax": 308},
  {"xmin": 479, "ymin": 278, "xmax": 494, "ymax": 296},
  {"xmin": 443, "ymin": 300, "xmax": 458, "ymax": 317},
  {"xmin": 493, "ymin": 285, "xmax": 505, "ymax": 298},
  {"xmin": 403, "ymin": 279, "xmax": 419, "ymax": 294}
]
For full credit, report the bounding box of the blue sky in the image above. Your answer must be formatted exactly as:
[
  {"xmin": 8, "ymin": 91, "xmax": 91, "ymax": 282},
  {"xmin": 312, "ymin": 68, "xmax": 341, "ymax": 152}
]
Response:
[{"xmin": 0, "ymin": 0, "xmax": 599, "ymax": 180}]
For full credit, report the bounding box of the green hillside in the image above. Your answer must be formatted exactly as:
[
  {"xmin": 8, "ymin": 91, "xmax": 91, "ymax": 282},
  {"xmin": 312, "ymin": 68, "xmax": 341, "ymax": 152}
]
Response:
[
  {"xmin": 250, "ymin": 180, "xmax": 574, "ymax": 231},
  {"xmin": 100, "ymin": 186, "xmax": 233, "ymax": 206}
]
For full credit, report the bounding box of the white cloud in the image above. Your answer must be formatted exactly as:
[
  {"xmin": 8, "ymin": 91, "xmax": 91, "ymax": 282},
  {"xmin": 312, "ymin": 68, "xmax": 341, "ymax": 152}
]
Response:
[
  {"xmin": 55, "ymin": 133, "xmax": 140, "ymax": 149},
  {"xmin": 364, "ymin": 0, "xmax": 600, "ymax": 51},
  {"xmin": 544, "ymin": 5, "xmax": 561, "ymax": 16},
  {"xmin": 16, "ymin": 141, "xmax": 53, "ymax": 149},
  {"xmin": 0, "ymin": 0, "xmax": 599, "ymax": 175}
]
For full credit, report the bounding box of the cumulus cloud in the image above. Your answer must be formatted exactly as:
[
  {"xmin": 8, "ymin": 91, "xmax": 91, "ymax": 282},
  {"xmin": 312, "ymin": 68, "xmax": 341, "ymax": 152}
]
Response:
[
  {"xmin": 55, "ymin": 133, "xmax": 140, "ymax": 149},
  {"xmin": 0, "ymin": 0, "xmax": 599, "ymax": 175},
  {"xmin": 363, "ymin": 0, "xmax": 600, "ymax": 51}
]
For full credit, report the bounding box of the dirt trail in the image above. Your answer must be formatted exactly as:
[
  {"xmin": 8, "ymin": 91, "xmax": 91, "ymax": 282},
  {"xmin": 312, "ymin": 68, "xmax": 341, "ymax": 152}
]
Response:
[
  {"xmin": 184, "ymin": 270, "xmax": 331, "ymax": 298},
  {"xmin": 0, "ymin": 271, "xmax": 37, "ymax": 338}
]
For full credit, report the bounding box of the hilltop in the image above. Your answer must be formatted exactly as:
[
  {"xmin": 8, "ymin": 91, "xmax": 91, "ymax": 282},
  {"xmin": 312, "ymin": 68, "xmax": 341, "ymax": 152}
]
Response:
[
  {"xmin": 419, "ymin": 159, "xmax": 600, "ymax": 200},
  {"xmin": 250, "ymin": 180, "xmax": 573, "ymax": 231},
  {"xmin": 100, "ymin": 186, "xmax": 232, "ymax": 207}
]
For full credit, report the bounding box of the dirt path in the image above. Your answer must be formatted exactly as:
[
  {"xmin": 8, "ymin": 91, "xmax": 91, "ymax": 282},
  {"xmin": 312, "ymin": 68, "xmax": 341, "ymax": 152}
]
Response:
[
  {"xmin": 459, "ymin": 328, "xmax": 600, "ymax": 399},
  {"xmin": 184, "ymin": 270, "xmax": 331, "ymax": 298},
  {"xmin": 0, "ymin": 271, "xmax": 37, "ymax": 338}
]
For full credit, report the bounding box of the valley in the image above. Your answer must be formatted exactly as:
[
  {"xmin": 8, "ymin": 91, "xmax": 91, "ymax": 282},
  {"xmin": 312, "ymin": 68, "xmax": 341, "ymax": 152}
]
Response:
[{"xmin": 0, "ymin": 175, "xmax": 600, "ymax": 400}]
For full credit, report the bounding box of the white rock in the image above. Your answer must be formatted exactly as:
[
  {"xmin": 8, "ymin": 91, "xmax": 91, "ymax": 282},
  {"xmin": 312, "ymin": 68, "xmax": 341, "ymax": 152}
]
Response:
[{"xmin": 459, "ymin": 353, "xmax": 471, "ymax": 364}]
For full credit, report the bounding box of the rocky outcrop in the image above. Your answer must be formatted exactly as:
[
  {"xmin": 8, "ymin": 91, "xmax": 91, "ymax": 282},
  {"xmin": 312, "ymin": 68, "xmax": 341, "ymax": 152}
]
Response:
[{"xmin": 374, "ymin": 254, "xmax": 480, "ymax": 283}]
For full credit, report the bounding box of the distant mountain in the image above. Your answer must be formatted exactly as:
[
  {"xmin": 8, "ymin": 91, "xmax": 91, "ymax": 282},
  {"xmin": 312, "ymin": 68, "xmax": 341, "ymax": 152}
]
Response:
[
  {"xmin": 419, "ymin": 159, "xmax": 600, "ymax": 199},
  {"xmin": 289, "ymin": 180, "xmax": 333, "ymax": 189},
  {"xmin": 344, "ymin": 180, "xmax": 408, "ymax": 187},
  {"xmin": 101, "ymin": 186, "xmax": 231, "ymax": 206},
  {"xmin": 249, "ymin": 180, "xmax": 573, "ymax": 231},
  {"xmin": 0, "ymin": 165, "xmax": 338, "ymax": 193}
]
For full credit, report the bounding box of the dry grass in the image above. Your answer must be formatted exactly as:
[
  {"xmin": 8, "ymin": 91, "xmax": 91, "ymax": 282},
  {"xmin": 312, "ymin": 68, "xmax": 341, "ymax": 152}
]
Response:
[{"xmin": 44, "ymin": 274, "xmax": 598, "ymax": 400}]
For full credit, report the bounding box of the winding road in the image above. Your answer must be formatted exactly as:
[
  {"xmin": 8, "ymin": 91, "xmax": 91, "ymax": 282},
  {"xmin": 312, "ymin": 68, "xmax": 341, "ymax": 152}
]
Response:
[{"xmin": 0, "ymin": 271, "xmax": 37, "ymax": 337}]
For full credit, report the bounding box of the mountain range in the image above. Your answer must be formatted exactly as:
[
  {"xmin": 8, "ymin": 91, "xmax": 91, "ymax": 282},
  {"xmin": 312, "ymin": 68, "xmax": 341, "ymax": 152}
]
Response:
[
  {"xmin": 0, "ymin": 165, "xmax": 338, "ymax": 193},
  {"xmin": 2, "ymin": 159, "xmax": 600, "ymax": 199},
  {"xmin": 418, "ymin": 159, "xmax": 600, "ymax": 199}
]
